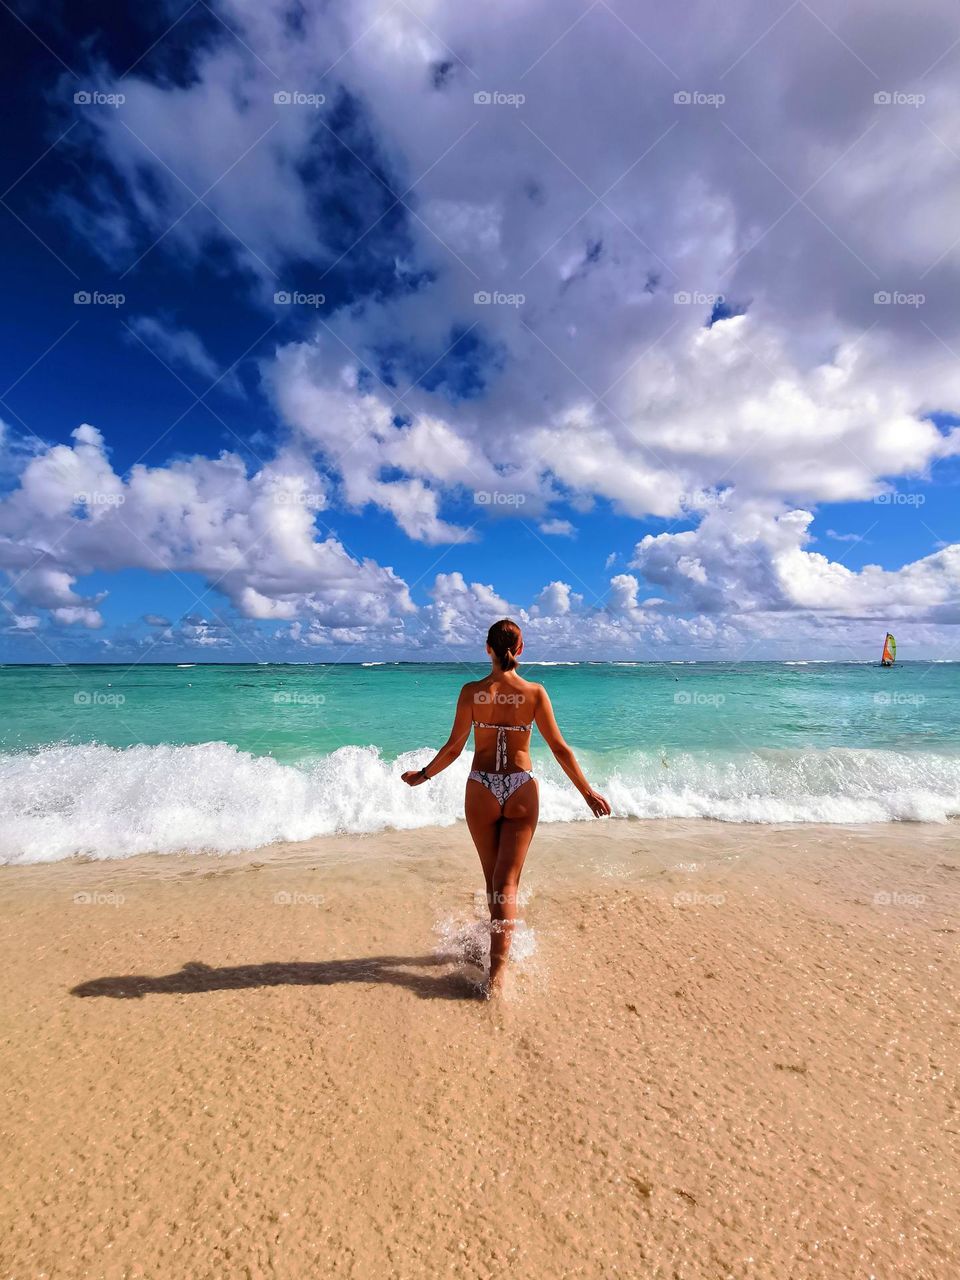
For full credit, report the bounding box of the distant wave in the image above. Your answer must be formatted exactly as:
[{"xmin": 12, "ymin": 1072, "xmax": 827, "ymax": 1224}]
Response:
[{"xmin": 1, "ymin": 741, "xmax": 958, "ymax": 864}]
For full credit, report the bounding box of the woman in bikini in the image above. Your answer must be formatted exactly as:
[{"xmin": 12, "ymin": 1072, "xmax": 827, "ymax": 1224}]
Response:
[{"xmin": 401, "ymin": 618, "xmax": 611, "ymax": 995}]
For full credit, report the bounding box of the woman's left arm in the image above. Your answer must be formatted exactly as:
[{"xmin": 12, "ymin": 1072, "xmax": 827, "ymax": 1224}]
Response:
[{"xmin": 401, "ymin": 685, "xmax": 474, "ymax": 786}]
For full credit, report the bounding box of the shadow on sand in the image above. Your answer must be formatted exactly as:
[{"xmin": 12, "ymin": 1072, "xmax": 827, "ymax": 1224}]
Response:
[{"xmin": 70, "ymin": 954, "xmax": 482, "ymax": 1001}]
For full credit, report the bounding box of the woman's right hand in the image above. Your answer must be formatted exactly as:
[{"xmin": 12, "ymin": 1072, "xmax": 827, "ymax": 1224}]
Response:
[{"xmin": 582, "ymin": 787, "xmax": 611, "ymax": 817}]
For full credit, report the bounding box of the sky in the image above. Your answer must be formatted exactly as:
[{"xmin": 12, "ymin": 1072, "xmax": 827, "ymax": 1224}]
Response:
[{"xmin": 1, "ymin": 0, "xmax": 959, "ymax": 663}]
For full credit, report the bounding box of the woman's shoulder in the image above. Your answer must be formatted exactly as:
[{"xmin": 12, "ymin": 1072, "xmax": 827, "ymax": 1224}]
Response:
[{"xmin": 516, "ymin": 675, "xmax": 545, "ymax": 700}]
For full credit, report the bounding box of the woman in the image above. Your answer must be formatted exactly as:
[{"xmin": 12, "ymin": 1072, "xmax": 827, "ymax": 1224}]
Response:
[{"xmin": 402, "ymin": 619, "xmax": 611, "ymax": 995}]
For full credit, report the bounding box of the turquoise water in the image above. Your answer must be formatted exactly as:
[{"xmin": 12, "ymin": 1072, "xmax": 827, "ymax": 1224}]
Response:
[{"xmin": 1, "ymin": 661, "xmax": 958, "ymax": 862}]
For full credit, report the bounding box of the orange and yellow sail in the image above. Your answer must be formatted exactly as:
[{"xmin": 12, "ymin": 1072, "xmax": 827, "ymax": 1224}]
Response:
[{"xmin": 880, "ymin": 632, "xmax": 896, "ymax": 666}]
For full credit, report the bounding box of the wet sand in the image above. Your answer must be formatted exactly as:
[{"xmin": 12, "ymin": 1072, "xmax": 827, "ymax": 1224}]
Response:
[{"xmin": 1, "ymin": 819, "xmax": 958, "ymax": 1278}]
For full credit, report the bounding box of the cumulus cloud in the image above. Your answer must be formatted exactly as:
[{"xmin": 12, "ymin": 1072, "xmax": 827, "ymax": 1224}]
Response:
[
  {"xmin": 531, "ymin": 580, "xmax": 582, "ymax": 616},
  {"xmin": 62, "ymin": 0, "xmax": 960, "ymax": 538},
  {"xmin": 631, "ymin": 503, "xmax": 960, "ymax": 624},
  {"xmin": 8, "ymin": 0, "xmax": 959, "ymax": 656},
  {"xmin": 0, "ymin": 425, "xmax": 413, "ymax": 638}
]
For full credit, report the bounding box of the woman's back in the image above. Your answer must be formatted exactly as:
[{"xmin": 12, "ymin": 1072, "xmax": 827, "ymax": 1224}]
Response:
[{"xmin": 469, "ymin": 673, "xmax": 539, "ymax": 774}]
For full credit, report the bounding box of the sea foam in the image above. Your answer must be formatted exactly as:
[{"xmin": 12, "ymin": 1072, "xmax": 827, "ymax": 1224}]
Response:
[{"xmin": 1, "ymin": 740, "xmax": 958, "ymax": 864}]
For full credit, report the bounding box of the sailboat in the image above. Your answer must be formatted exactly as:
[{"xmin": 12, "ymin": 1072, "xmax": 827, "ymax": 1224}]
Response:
[{"xmin": 880, "ymin": 632, "xmax": 896, "ymax": 667}]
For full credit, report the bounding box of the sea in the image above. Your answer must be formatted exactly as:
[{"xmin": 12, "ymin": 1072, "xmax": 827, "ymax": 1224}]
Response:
[{"xmin": 1, "ymin": 660, "xmax": 958, "ymax": 864}]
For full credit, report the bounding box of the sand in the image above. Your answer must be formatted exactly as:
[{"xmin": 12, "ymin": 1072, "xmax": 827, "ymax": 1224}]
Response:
[{"xmin": 1, "ymin": 818, "xmax": 958, "ymax": 1279}]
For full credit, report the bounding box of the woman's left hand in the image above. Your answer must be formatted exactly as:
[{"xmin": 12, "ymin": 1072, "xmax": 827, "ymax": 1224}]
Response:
[{"xmin": 401, "ymin": 770, "xmax": 427, "ymax": 787}]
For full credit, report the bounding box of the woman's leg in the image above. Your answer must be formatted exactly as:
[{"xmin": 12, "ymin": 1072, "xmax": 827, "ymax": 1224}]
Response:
[
  {"xmin": 489, "ymin": 779, "xmax": 539, "ymax": 989},
  {"xmin": 464, "ymin": 777, "xmax": 502, "ymax": 915}
]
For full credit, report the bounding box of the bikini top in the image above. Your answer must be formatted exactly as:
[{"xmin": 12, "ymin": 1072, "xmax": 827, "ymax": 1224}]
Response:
[{"xmin": 472, "ymin": 720, "xmax": 534, "ymax": 772}]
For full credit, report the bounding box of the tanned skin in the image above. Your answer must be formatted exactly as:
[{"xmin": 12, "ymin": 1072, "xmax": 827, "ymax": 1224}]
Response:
[{"xmin": 402, "ymin": 633, "xmax": 610, "ymax": 995}]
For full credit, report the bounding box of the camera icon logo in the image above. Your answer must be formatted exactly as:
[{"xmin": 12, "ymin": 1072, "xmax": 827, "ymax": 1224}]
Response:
[
  {"xmin": 674, "ymin": 91, "xmax": 691, "ymax": 104},
  {"xmin": 274, "ymin": 290, "xmax": 291, "ymax": 304},
  {"xmin": 474, "ymin": 290, "xmax": 491, "ymax": 304},
  {"xmin": 673, "ymin": 291, "xmax": 691, "ymax": 304},
  {"xmin": 274, "ymin": 91, "xmax": 292, "ymax": 104},
  {"xmin": 74, "ymin": 91, "xmax": 92, "ymax": 105},
  {"xmin": 73, "ymin": 291, "xmax": 92, "ymax": 304},
  {"xmin": 874, "ymin": 290, "xmax": 891, "ymax": 304},
  {"xmin": 74, "ymin": 691, "xmax": 92, "ymax": 706},
  {"xmin": 474, "ymin": 91, "xmax": 492, "ymax": 105},
  {"xmin": 674, "ymin": 691, "xmax": 692, "ymax": 705},
  {"xmin": 873, "ymin": 91, "xmax": 892, "ymax": 105}
]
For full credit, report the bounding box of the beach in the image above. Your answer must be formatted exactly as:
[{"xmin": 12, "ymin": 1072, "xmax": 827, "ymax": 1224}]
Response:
[{"xmin": 2, "ymin": 817, "xmax": 957, "ymax": 1279}]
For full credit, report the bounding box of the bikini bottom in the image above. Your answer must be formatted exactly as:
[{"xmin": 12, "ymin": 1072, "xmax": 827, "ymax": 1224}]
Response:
[{"xmin": 467, "ymin": 770, "xmax": 535, "ymax": 808}]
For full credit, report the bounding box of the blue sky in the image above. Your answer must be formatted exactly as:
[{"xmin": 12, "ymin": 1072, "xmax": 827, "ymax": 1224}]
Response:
[{"xmin": 1, "ymin": 0, "xmax": 959, "ymax": 662}]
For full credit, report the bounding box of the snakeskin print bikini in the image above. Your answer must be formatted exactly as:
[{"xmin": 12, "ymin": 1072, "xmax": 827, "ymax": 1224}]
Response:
[{"xmin": 468, "ymin": 720, "xmax": 535, "ymax": 807}]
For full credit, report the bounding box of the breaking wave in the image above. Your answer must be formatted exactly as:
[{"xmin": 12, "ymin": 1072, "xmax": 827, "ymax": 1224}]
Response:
[{"xmin": 1, "ymin": 740, "xmax": 958, "ymax": 864}]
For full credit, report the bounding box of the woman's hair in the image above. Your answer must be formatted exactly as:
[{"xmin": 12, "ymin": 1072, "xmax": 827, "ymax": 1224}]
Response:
[{"xmin": 487, "ymin": 618, "xmax": 522, "ymax": 671}]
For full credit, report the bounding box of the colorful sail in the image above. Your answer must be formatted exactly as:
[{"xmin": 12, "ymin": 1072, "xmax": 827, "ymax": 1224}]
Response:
[{"xmin": 880, "ymin": 632, "xmax": 896, "ymax": 666}]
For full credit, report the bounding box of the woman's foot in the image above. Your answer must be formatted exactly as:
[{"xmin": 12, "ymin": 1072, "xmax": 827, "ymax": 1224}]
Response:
[{"xmin": 485, "ymin": 964, "xmax": 511, "ymax": 1000}]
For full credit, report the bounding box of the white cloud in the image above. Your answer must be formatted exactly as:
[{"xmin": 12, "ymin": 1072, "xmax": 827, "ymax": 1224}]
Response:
[
  {"xmin": 531, "ymin": 580, "xmax": 582, "ymax": 616},
  {"xmin": 631, "ymin": 502, "xmax": 960, "ymax": 624},
  {"xmin": 538, "ymin": 518, "xmax": 575, "ymax": 537},
  {"xmin": 15, "ymin": 0, "xmax": 960, "ymax": 657},
  {"xmin": 65, "ymin": 0, "xmax": 960, "ymax": 544},
  {"xmin": 0, "ymin": 425, "xmax": 414, "ymax": 637}
]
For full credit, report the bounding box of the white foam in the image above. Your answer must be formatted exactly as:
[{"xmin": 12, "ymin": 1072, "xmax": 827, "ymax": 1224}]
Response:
[
  {"xmin": 433, "ymin": 894, "xmax": 537, "ymax": 986},
  {"xmin": 1, "ymin": 741, "xmax": 958, "ymax": 864}
]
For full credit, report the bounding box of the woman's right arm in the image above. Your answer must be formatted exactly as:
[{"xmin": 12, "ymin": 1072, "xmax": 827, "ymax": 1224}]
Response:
[{"xmin": 534, "ymin": 686, "xmax": 611, "ymax": 817}]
